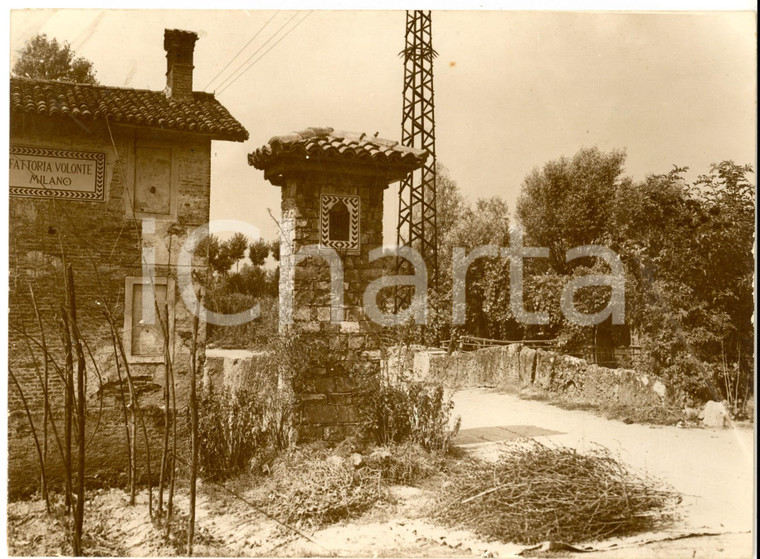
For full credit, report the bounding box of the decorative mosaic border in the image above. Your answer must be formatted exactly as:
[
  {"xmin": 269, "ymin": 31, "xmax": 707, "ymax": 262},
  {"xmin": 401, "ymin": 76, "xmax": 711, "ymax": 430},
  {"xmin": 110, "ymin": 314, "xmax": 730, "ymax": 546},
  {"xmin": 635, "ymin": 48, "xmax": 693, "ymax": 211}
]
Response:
[
  {"xmin": 320, "ymin": 194, "xmax": 360, "ymax": 253},
  {"xmin": 9, "ymin": 145, "xmax": 106, "ymax": 202}
]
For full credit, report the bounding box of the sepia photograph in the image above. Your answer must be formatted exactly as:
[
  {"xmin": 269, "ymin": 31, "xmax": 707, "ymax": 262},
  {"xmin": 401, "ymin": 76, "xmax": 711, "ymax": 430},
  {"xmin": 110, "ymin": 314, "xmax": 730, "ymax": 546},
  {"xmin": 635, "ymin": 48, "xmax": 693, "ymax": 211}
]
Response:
[{"xmin": 3, "ymin": 6, "xmax": 756, "ymax": 558}]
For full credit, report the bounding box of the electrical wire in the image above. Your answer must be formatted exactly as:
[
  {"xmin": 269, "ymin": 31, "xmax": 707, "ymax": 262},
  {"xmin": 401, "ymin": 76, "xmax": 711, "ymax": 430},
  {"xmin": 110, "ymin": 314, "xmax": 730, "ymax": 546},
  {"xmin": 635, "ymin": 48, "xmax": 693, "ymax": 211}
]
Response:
[
  {"xmin": 213, "ymin": 11, "xmax": 301, "ymax": 93},
  {"xmin": 203, "ymin": 10, "xmax": 279, "ymax": 91},
  {"xmin": 216, "ymin": 11, "xmax": 312, "ymax": 96}
]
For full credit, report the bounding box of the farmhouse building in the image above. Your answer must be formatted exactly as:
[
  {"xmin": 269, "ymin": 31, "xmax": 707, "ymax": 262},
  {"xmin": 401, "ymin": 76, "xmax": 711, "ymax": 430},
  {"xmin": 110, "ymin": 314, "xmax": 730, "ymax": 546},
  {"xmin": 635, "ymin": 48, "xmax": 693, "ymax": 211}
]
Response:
[{"xmin": 8, "ymin": 29, "xmax": 247, "ymax": 493}]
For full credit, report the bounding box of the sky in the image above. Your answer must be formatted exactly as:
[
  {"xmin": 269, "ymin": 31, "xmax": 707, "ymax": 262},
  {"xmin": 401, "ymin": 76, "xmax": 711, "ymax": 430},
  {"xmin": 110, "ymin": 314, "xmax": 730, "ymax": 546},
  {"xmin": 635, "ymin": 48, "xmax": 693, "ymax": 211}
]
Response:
[{"xmin": 7, "ymin": 9, "xmax": 757, "ymax": 245}]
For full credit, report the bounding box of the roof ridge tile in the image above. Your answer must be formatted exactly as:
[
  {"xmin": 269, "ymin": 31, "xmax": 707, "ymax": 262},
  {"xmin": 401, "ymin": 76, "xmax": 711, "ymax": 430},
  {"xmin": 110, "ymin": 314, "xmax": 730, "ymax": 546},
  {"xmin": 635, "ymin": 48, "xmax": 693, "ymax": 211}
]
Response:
[
  {"xmin": 249, "ymin": 126, "xmax": 427, "ymax": 171},
  {"xmin": 10, "ymin": 76, "xmax": 248, "ymax": 142}
]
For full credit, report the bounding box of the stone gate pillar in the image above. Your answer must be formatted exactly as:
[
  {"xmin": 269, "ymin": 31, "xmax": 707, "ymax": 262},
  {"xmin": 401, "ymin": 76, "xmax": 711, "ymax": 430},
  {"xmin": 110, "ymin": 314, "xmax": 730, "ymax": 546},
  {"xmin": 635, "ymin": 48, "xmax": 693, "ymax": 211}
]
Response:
[{"xmin": 249, "ymin": 127, "xmax": 426, "ymax": 441}]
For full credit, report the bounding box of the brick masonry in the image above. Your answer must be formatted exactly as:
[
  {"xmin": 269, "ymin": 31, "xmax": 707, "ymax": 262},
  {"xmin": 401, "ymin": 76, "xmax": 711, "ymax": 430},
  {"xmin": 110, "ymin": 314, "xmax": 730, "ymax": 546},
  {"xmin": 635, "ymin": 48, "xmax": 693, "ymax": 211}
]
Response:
[
  {"xmin": 276, "ymin": 172, "xmax": 387, "ymax": 441},
  {"xmin": 8, "ymin": 113, "xmax": 212, "ymax": 494},
  {"xmin": 279, "ymin": 173, "xmax": 386, "ymax": 330}
]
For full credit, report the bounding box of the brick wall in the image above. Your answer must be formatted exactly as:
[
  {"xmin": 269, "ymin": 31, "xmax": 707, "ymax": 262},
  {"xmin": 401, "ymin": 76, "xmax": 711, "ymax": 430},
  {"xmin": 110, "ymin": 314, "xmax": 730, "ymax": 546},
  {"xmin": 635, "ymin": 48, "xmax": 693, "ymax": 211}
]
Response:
[
  {"xmin": 167, "ymin": 65, "xmax": 194, "ymax": 101},
  {"xmin": 8, "ymin": 114, "xmax": 212, "ymax": 494}
]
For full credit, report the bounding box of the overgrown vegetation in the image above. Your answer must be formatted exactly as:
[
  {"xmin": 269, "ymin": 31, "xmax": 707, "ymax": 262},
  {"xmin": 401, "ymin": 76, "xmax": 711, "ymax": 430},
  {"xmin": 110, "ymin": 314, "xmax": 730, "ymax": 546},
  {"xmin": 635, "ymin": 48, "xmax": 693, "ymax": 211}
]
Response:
[
  {"xmin": 196, "ymin": 388, "xmax": 271, "ymax": 481},
  {"xmin": 200, "ymin": 233, "xmax": 279, "ymax": 348},
  {"xmin": 361, "ymin": 376, "xmax": 461, "ymax": 454},
  {"xmin": 517, "ymin": 385, "xmax": 685, "ymax": 426},
  {"xmin": 435, "ymin": 440, "xmax": 679, "ymax": 544},
  {"xmin": 427, "ymin": 155, "xmax": 754, "ymax": 413},
  {"xmin": 195, "ymin": 343, "xmax": 291, "ymax": 481}
]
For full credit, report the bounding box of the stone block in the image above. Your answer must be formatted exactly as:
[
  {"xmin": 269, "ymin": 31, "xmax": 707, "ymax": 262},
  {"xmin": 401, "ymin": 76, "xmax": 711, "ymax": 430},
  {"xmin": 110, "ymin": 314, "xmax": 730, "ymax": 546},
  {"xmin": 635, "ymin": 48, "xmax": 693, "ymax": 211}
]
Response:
[
  {"xmin": 312, "ymin": 377, "xmax": 335, "ymax": 393},
  {"xmin": 298, "ymin": 321, "xmax": 322, "ymax": 333},
  {"xmin": 301, "ymin": 401, "xmax": 337, "ymax": 424},
  {"xmin": 552, "ymin": 354, "xmax": 586, "ymax": 392},
  {"xmin": 329, "ymin": 392, "xmax": 355, "ymax": 406},
  {"xmin": 316, "ymin": 280, "xmax": 331, "ymax": 291},
  {"xmin": 348, "ymin": 335, "xmax": 365, "ymax": 350},
  {"xmin": 518, "ymin": 347, "xmax": 537, "ymax": 384},
  {"xmin": 503, "ymin": 344, "xmax": 522, "ymax": 381},
  {"xmin": 340, "ymin": 321, "xmax": 361, "ymax": 333},
  {"xmin": 534, "ymin": 349, "xmax": 556, "ymax": 390},
  {"xmin": 332, "ymin": 375, "xmax": 359, "ymax": 393},
  {"xmin": 336, "ymin": 405, "xmax": 360, "ymax": 423},
  {"xmin": 316, "ymin": 306, "xmax": 332, "ymax": 322},
  {"xmin": 329, "ymin": 334, "xmax": 346, "ymax": 351},
  {"xmin": 293, "ymin": 306, "xmax": 311, "ymax": 322},
  {"xmin": 295, "ymin": 424, "xmax": 323, "ymax": 443},
  {"xmin": 700, "ymin": 400, "xmax": 730, "ymax": 428},
  {"xmin": 300, "ymin": 393, "xmax": 328, "ymax": 402}
]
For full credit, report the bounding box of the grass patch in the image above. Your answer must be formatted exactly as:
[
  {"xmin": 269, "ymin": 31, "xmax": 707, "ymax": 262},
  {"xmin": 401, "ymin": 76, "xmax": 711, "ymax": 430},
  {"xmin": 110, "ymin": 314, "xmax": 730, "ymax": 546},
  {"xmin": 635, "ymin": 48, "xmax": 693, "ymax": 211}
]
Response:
[
  {"xmin": 434, "ymin": 440, "xmax": 679, "ymax": 545},
  {"xmin": 601, "ymin": 401, "xmax": 684, "ymax": 425},
  {"xmin": 493, "ymin": 383, "xmax": 684, "ymax": 426}
]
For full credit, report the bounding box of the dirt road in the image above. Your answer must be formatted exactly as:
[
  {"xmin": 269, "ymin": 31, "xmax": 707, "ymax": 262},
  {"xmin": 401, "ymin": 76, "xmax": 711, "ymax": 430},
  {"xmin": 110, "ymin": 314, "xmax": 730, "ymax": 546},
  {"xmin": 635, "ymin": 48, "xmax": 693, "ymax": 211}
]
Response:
[
  {"xmin": 452, "ymin": 388, "xmax": 755, "ymax": 558},
  {"xmin": 7, "ymin": 388, "xmax": 754, "ymax": 558}
]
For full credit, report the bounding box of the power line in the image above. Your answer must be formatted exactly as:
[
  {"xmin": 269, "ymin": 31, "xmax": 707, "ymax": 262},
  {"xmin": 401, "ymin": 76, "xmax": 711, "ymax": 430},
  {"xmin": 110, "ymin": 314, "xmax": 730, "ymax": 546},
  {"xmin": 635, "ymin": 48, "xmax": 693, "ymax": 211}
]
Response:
[
  {"xmin": 214, "ymin": 11, "xmax": 301, "ymax": 94},
  {"xmin": 217, "ymin": 11, "xmax": 312, "ymax": 96},
  {"xmin": 203, "ymin": 11, "xmax": 279, "ymax": 91}
]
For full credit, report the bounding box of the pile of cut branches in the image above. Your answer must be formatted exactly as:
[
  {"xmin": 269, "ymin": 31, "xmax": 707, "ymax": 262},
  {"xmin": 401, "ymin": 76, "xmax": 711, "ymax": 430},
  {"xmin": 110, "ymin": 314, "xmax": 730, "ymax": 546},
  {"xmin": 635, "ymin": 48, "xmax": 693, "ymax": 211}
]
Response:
[
  {"xmin": 255, "ymin": 446, "xmax": 386, "ymax": 529},
  {"xmin": 435, "ymin": 441, "xmax": 679, "ymax": 544}
]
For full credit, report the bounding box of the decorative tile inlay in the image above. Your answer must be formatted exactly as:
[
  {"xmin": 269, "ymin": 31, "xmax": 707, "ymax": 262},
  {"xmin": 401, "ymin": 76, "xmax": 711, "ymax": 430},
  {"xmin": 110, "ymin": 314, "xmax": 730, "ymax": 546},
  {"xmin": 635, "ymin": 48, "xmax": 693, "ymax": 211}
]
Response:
[{"xmin": 320, "ymin": 194, "xmax": 360, "ymax": 252}]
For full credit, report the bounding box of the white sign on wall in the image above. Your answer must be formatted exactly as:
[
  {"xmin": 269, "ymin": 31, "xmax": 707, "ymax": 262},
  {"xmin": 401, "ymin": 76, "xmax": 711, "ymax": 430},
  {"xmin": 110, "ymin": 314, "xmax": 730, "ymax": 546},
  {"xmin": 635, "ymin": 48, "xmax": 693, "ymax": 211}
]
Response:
[{"xmin": 9, "ymin": 145, "xmax": 106, "ymax": 201}]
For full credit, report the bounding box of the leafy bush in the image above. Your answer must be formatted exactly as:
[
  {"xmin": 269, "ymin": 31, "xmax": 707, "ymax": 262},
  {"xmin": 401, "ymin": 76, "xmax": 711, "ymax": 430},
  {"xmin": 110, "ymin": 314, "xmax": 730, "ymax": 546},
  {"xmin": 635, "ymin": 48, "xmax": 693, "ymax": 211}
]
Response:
[
  {"xmin": 205, "ymin": 293, "xmax": 278, "ymax": 349},
  {"xmin": 196, "ymin": 387, "xmax": 271, "ymax": 481},
  {"xmin": 361, "ymin": 378, "xmax": 461, "ymax": 454}
]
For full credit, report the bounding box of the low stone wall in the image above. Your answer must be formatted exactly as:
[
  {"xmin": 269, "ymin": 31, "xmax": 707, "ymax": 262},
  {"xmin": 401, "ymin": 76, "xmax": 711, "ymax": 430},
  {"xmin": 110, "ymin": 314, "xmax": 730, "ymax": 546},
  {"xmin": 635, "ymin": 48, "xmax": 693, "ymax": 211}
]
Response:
[
  {"xmin": 204, "ymin": 348, "xmax": 377, "ymax": 443},
  {"xmin": 204, "ymin": 348, "xmax": 271, "ymax": 394},
  {"xmin": 386, "ymin": 344, "xmax": 672, "ymax": 410}
]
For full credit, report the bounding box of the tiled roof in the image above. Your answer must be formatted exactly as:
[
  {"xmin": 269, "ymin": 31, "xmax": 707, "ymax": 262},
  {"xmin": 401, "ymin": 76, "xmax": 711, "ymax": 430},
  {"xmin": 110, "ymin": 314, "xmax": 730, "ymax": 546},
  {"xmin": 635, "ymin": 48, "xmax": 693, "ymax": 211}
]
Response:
[
  {"xmin": 248, "ymin": 127, "xmax": 427, "ymax": 170},
  {"xmin": 10, "ymin": 77, "xmax": 248, "ymax": 142}
]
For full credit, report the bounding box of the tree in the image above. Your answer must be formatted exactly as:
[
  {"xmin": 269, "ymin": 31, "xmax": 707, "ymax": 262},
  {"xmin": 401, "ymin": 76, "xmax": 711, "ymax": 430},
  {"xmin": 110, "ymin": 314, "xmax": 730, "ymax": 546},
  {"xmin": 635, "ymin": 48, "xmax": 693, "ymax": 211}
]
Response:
[
  {"xmin": 198, "ymin": 234, "xmax": 233, "ymax": 276},
  {"xmin": 612, "ymin": 162, "xmax": 755, "ymax": 406},
  {"xmin": 13, "ymin": 34, "xmax": 98, "ymax": 84},
  {"xmin": 225, "ymin": 233, "xmax": 249, "ymax": 273},
  {"xmin": 449, "ymin": 196, "xmax": 515, "ymax": 338},
  {"xmin": 430, "ymin": 164, "xmax": 519, "ymax": 340},
  {"xmin": 517, "ymin": 147, "xmax": 628, "ymax": 273},
  {"xmin": 510, "ymin": 147, "xmax": 630, "ymax": 353},
  {"xmin": 436, "ymin": 163, "xmax": 468, "ymax": 248},
  {"xmin": 248, "ymin": 239, "xmax": 271, "ymax": 267},
  {"xmin": 269, "ymin": 240, "xmax": 280, "ymax": 262}
]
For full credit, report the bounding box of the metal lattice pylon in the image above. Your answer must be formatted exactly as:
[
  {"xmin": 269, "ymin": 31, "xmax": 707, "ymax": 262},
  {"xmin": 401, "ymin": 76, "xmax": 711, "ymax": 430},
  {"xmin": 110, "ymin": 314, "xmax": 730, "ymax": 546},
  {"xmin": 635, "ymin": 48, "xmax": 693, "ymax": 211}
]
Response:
[{"xmin": 396, "ymin": 10, "xmax": 438, "ymax": 310}]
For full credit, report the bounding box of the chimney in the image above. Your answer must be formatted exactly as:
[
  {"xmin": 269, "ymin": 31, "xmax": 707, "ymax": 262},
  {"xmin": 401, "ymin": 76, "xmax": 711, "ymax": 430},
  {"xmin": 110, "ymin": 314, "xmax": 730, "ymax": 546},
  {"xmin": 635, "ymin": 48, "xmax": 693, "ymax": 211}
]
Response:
[{"xmin": 164, "ymin": 29, "xmax": 198, "ymax": 101}]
